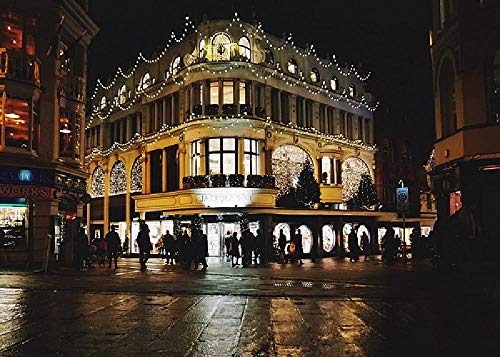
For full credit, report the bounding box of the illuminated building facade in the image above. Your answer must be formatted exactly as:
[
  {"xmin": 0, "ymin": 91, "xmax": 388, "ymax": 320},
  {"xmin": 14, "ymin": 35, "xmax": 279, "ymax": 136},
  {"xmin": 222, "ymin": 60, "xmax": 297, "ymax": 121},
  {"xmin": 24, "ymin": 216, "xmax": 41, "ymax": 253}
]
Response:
[
  {"xmin": 86, "ymin": 17, "xmax": 384, "ymax": 258},
  {"xmin": 0, "ymin": 0, "xmax": 98, "ymax": 267},
  {"xmin": 429, "ymin": 1, "xmax": 500, "ymax": 246}
]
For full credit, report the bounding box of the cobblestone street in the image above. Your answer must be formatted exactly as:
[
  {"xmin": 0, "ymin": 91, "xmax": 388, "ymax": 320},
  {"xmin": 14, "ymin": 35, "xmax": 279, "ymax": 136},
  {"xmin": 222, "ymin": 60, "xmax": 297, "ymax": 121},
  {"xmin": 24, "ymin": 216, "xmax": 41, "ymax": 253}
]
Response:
[{"xmin": 1, "ymin": 258, "xmax": 499, "ymax": 356}]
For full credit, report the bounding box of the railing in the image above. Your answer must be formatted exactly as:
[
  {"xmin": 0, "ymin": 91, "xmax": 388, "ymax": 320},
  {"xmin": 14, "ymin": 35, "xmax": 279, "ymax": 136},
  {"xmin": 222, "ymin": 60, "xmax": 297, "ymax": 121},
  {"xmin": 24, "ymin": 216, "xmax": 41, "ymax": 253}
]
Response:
[
  {"xmin": 182, "ymin": 174, "xmax": 276, "ymax": 190},
  {"xmin": 62, "ymin": 75, "xmax": 86, "ymax": 102},
  {"xmin": 0, "ymin": 48, "xmax": 40, "ymax": 85}
]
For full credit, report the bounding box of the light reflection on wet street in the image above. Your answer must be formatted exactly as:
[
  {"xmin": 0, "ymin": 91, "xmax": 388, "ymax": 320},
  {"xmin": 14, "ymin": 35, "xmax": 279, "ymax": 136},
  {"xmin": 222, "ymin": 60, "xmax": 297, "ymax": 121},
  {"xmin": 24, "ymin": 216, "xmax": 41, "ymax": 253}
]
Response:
[{"xmin": 0, "ymin": 258, "xmax": 499, "ymax": 356}]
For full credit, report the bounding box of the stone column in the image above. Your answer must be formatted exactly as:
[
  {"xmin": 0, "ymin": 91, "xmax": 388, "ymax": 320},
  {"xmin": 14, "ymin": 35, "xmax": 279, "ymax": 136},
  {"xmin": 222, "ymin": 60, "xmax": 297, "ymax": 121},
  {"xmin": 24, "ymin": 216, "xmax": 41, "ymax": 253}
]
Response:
[
  {"xmin": 238, "ymin": 138, "xmax": 245, "ymax": 174},
  {"xmin": 103, "ymin": 164, "xmax": 110, "ymax": 235},
  {"xmin": 162, "ymin": 148, "xmax": 168, "ymax": 192},
  {"xmin": 199, "ymin": 139, "xmax": 206, "ymax": 175}
]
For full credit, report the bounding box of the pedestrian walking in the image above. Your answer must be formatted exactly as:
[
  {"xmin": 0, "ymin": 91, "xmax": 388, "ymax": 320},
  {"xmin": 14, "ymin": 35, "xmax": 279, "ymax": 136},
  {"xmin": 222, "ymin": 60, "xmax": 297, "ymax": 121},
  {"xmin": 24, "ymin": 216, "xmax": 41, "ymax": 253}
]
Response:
[
  {"xmin": 96, "ymin": 235, "xmax": 107, "ymax": 268},
  {"xmin": 292, "ymin": 229, "xmax": 303, "ymax": 265},
  {"xmin": 105, "ymin": 225, "xmax": 120, "ymax": 269},
  {"xmin": 278, "ymin": 229, "xmax": 288, "ymax": 264},
  {"xmin": 137, "ymin": 223, "xmax": 152, "ymax": 270},
  {"xmin": 224, "ymin": 231, "xmax": 232, "ymax": 261},
  {"xmin": 348, "ymin": 230, "xmax": 360, "ymax": 262},
  {"xmin": 254, "ymin": 229, "xmax": 264, "ymax": 264},
  {"xmin": 122, "ymin": 236, "xmax": 129, "ymax": 256},
  {"xmin": 181, "ymin": 230, "xmax": 193, "ymax": 270},
  {"xmin": 230, "ymin": 232, "xmax": 240, "ymax": 267},
  {"xmin": 240, "ymin": 230, "xmax": 253, "ymax": 267},
  {"xmin": 163, "ymin": 230, "xmax": 174, "ymax": 264},
  {"xmin": 361, "ymin": 232, "xmax": 370, "ymax": 261},
  {"xmin": 74, "ymin": 227, "xmax": 90, "ymax": 270},
  {"xmin": 195, "ymin": 232, "xmax": 209, "ymax": 271}
]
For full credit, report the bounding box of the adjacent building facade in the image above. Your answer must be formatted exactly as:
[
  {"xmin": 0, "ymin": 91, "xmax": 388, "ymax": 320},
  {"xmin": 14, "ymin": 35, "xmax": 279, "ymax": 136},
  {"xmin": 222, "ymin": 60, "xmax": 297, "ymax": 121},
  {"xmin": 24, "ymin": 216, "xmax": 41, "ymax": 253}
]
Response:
[
  {"xmin": 429, "ymin": 1, "xmax": 500, "ymax": 246},
  {"xmin": 0, "ymin": 0, "xmax": 98, "ymax": 267},
  {"xmin": 85, "ymin": 17, "xmax": 383, "ymax": 259}
]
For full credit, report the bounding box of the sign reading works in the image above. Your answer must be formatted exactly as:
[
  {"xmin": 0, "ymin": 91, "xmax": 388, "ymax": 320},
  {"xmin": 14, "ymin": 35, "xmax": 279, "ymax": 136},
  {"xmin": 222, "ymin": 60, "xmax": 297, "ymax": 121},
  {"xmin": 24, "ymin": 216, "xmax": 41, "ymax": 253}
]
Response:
[{"xmin": 0, "ymin": 184, "xmax": 51, "ymax": 199}]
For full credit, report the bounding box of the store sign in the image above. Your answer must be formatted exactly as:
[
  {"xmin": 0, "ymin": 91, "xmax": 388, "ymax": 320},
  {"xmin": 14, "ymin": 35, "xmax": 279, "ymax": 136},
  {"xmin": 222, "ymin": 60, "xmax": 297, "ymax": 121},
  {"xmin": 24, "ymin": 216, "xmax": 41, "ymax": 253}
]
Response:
[
  {"xmin": 0, "ymin": 168, "xmax": 54, "ymax": 186},
  {"xmin": 197, "ymin": 189, "xmax": 252, "ymax": 208},
  {"xmin": 0, "ymin": 184, "xmax": 51, "ymax": 199}
]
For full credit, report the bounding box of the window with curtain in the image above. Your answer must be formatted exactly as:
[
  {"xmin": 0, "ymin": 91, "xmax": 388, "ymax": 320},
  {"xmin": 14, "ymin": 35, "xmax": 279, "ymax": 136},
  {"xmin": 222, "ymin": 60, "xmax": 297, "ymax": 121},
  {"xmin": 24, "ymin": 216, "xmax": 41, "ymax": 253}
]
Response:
[
  {"xmin": 222, "ymin": 81, "xmax": 233, "ymax": 104},
  {"xmin": 3, "ymin": 96, "xmax": 30, "ymax": 149},
  {"xmin": 210, "ymin": 81, "xmax": 219, "ymax": 105}
]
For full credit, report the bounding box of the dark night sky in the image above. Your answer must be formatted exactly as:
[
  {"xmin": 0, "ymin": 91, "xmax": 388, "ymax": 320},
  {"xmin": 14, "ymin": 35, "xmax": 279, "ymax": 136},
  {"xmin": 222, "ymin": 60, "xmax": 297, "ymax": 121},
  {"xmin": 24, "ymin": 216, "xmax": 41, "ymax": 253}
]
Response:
[{"xmin": 87, "ymin": 0, "xmax": 435, "ymax": 162}]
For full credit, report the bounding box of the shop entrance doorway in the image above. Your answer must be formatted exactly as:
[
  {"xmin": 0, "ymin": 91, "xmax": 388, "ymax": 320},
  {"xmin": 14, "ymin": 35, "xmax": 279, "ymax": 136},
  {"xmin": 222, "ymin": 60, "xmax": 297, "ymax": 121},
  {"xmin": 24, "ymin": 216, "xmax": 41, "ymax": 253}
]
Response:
[{"xmin": 205, "ymin": 222, "xmax": 240, "ymax": 257}]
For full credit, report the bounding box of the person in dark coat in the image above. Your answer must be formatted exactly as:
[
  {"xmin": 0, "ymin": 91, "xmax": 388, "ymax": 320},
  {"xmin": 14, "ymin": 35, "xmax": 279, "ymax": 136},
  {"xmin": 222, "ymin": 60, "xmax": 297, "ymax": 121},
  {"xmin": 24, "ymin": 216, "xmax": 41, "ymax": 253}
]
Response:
[
  {"xmin": 195, "ymin": 232, "xmax": 209, "ymax": 271},
  {"xmin": 254, "ymin": 229, "xmax": 264, "ymax": 264},
  {"xmin": 240, "ymin": 230, "xmax": 253, "ymax": 267},
  {"xmin": 361, "ymin": 232, "xmax": 370, "ymax": 261},
  {"xmin": 105, "ymin": 225, "xmax": 120, "ymax": 269},
  {"xmin": 181, "ymin": 230, "xmax": 193, "ymax": 270},
  {"xmin": 137, "ymin": 224, "xmax": 152, "ymax": 270},
  {"xmin": 230, "ymin": 232, "xmax": 240, "ymax": 267},
  {"xmin": 163, "ymin": 230, "xmax": 174, "ymax": 264},
  {"xmin": 293, "ymin": 229, "xmax": 304, "ymax": 265},
  {"xmin": 348, "ymin": 230, "xmax": 360, "ymax": 262},
  {"xmin": 74, "ymin": 227, "xmax": 90, "ymax": 270},
  {"xmin": 224, "ymin": 231, "xmax": 232, "ymax": 260},
  {"xmin": 278, "ymin": 229, "xmax": 288, "ymax": 264}
]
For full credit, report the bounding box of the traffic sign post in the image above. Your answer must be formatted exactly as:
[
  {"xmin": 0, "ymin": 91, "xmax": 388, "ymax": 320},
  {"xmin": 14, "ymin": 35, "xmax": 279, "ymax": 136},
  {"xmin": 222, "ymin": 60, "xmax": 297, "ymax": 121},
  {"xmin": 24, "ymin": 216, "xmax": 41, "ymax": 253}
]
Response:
[{"xmin": 396, "ymin": 186, "xmax": 409, "ymax": 260}]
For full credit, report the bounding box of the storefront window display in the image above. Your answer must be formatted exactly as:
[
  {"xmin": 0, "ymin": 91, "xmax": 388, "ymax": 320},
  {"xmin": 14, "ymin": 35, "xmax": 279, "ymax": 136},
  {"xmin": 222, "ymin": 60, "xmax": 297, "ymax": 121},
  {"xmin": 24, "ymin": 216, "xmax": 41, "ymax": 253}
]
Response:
[
  {"xmin": 0, "ymin": 199, "xmax": 30, "ymax": 250},
  {"xmin": 342, "ymin": 223, "xmax": 353, "ymax": 250},
  {"xmin": 322, "ymin": 225, "xmax": 335, "ymax": 253},
  {"xmin": 298, "ymin": 225, "xmax": 312, "ymax": 254},
  {"xmin": 130, "ymin": 220, "xmax": 174, "ymax": 254}
]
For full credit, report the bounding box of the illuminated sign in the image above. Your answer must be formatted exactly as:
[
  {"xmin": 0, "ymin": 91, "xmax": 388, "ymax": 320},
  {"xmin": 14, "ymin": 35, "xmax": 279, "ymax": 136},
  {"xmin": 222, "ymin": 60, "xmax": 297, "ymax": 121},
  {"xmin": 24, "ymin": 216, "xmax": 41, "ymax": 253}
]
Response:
[
  {"xmin": 18, "ymin": 170, "xmax": 33, "ymax": 182},
  {"xmin": 0, "ymin": 184, "xmax": 51, "ymax": 199},
  {"xmin": 0, "ymin": 168, "xmax": 54, "ymax": 186},
  {"xmin": 197, "ymin": 188, "xmax": 252, "ymax": 208}
]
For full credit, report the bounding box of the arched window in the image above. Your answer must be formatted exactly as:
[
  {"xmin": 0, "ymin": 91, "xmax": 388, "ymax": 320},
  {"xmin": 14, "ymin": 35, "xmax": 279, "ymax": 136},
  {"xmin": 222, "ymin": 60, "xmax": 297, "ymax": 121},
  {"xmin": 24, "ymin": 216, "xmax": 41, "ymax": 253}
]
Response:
[
  {"xmin": 341, "ymin": 157, "xmax": 370, "ymax": 202},
  {"xmin": 170, "ymin": 56, "xmax": 181, "ymax": 76},
  {"xmin": 90, "ymin": 166, "xmax": 104, "ymax": 198},
  {"xmin": 297, "ymin": 225, "xmax": 313, "ymax": 254},
  {"xmin": 199, "ymin": 39, "xmax": 206, "ymax": 58},
  {"xmin": 439, "ymin": 58, "xmax": 457, "ymax": 137},
  {"xmin": 287, "ymin": 59, "xmax": 298, "ymax": 74},
  {"xmin": 100, "ymin": 96, "xmax": 107, "ymax": 110},
  {"xmin": 322, "ymin": 225, "xmax": 336, "ymax": 253},
  {"xmin": 310, "ymin": 68, "xmax": 320, "ymax": 83},
  {"xmin": 211, "ymin": 32, "xmax": 231, "ymax": 61},
  {"xmin": 139, "ymin": 72, "xmax": 151, "ymax": 91},
  {"xmin": 348, "ymin": 85, "xmax": 356, "ymax": 97},
  {"xmin": 238, "ymin": 36, "xmax": 251, "ymax": 59},
  {"xmin": 330, "ymin": 77, "xmax": 339, "ymax": 91},
  {"xmin": 109, "ymin": 161, "xmax": 126, "ymax": 196},
  {"xmin": 118, "ymin": 85, "xmax": 127, "ymax": 104},
  {"xmin": 356, "ymin": 224, "xmax": 371, "ymax": 248},
  {"xmin": 273, "ymin": 223, "xmax": 291, "ymax": 249},
  {"xmin": 342, "ymin": 223, "xmax": 353, "ymax": 250},
  {"xmin": 272, "ymin": 144, "xmax": 312, "ymax": 192},
  {"xmin": 130, "ymin": 156, "xmax": 143, "ymax": 193}
]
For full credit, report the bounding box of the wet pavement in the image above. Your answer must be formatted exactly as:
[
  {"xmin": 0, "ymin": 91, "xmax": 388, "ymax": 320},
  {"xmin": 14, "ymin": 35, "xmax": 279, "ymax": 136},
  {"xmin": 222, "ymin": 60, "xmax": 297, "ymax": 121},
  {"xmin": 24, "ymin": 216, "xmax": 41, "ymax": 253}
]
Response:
[{"xmin": 1, "ymin": 257, "xmax": 500, "ymax": 356}]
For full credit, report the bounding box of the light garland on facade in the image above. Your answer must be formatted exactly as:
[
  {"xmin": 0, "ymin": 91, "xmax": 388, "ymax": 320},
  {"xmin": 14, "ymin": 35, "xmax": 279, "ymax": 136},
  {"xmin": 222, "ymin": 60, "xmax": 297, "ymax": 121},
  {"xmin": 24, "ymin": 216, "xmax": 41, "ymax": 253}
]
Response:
[
  {"xmin": 90, "ymin": 166, "xmax": 105, "ymax": 198},
  {"xmin": 341, "ymin": 157, "xmax": 370, "ymax": 202},
  {"xmin": 109, "ymin": 161, "xmax": 127, "ymax": 195},
  {"xmin": 84, "ymin": 115, "xmax": 377, "ymax": 165},
  {"xmin": 87, "ymin": 13, "xmax": 377, "ymax": 128}
]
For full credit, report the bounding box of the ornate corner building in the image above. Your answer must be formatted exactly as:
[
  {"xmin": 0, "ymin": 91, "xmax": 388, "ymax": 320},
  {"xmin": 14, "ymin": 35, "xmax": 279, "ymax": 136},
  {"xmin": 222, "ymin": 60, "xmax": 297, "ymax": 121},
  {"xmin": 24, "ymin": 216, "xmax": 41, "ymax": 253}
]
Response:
[
  {"xmin": 85, "ymin": 16, "xmax": 392, "ymax": 258},
  {"xmin": 0, "ymin": 0, "xmax": 98, "ymax": 267},
  {"xmin": 429, "ymin": 1, "xmax": 500, "ymax": 240}
]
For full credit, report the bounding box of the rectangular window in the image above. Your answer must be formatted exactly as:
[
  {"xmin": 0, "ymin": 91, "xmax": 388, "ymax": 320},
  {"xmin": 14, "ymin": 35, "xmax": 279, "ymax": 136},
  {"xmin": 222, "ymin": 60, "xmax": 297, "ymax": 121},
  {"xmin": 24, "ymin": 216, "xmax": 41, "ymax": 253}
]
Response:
[
  {"xmin": 321, "ymin": 157, "xmax": 331, "ymax": 184},
  {"xmin": 347, "ymin": 113, "xmax": 353, "ymax": 139},
  {"xmin": 239, "ymin": 82, "xmax": 246, "ymax": 105},
  {"xmin": 4, "ymin": 97, "xmax": 29, "ymax": 149},
  {"xmin": 243, "ymin": 138, "xmax": 259, "ymax": 175},
  {"xmin": 96, "ymin": 126, "xmax": 101, "ymax": 146},
  {"xmin": 222, "ymin": 81, "xmax": 233, "ymax": 104},
  {"xmin": 327, "ymin": 107, "xmax": 334, "ymax": 134},
  {"xmin": 157, "ymin": 100, "xmax": 164, "ymax": 127},
  {"xmin": 206, "ymin": 138, "xmax": 237, "ymax": 175},
  {"xmin": 32, "ymin": 99, "xmax": 39, "ymax": 152},
  {"xmin": 319, "ymin": 104, "xmax": 325, "ymax": 132},
  {"xmin": 358, "ymin": 117, "xmax": 363, "ymax": 140},
  {"xmin": 173, "ymin": 92, "xmax": 179, "ymax": 125},
  {"xmin": 0, "ymin": 200, "xmax": 30, "ymax": 251},
  {"xmin": 281, "ymin": 92, "xmax": 290, "ymax": 124},
  {"xmin": 165, "ymin": 96, "xmax": 172, "ymax": 125},
  {"xmin": 296, "ymin": 96, "xmax": 304, "ymax": 127},
  {"xmin": 271, "ymin": 89, "xmax": 279, "ymax": 122},
  {"xmin": 210, "ymin": 82, "xmax": 219, "ymax": 105},
  {"xmin": 339, "ymin": 111, "xmax": 346, "ymax": 136},
  {"xmin": 191, "ymin": 140, "xmax": 201, "ymax": 175},
  {"xmin": 148, "ymin": 102, "xmax": 155, "ymax": 133},
  {"xmin": 305, "ymin": 100, "xmax": 313, "ymax": 128},
  {"xmin": 59, "ymin": 112, "xmax": 75, "ymax": 158}
]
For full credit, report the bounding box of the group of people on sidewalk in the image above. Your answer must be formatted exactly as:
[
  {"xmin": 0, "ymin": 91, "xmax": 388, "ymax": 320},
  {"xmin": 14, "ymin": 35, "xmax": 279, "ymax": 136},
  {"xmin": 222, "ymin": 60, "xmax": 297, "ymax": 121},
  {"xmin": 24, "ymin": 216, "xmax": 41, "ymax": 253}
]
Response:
[
  {"xmin": 277, "ymin": 228, "xmax": 304, "ymax": 265},
  {"xmin": 225, "ymin": 229, "xmax": 265, "ymax": 267}
]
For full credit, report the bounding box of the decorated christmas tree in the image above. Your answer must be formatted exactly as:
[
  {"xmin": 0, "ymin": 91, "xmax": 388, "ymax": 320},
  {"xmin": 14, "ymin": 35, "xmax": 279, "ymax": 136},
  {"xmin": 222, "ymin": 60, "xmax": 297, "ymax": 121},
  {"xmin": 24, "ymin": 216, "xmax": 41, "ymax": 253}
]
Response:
[
  {"xmin": 295, "ymin": 160, "xmax": 321, "ymax": 209},
  {"xmin": 347, "ymin": 173, "xmax": 378, "ymax": 210}
]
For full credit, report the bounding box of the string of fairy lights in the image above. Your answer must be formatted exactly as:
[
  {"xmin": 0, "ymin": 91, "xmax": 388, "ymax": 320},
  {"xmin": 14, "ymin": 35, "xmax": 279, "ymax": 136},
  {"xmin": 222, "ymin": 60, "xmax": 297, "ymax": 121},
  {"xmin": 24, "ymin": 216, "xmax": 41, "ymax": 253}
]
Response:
[{"xmin": 86, "ymin": 13, "xmax": 378, "ymax": 128}]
